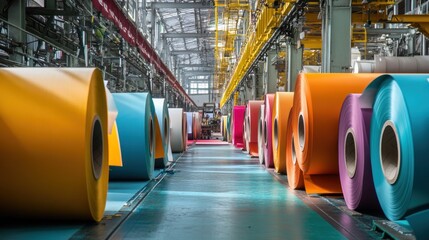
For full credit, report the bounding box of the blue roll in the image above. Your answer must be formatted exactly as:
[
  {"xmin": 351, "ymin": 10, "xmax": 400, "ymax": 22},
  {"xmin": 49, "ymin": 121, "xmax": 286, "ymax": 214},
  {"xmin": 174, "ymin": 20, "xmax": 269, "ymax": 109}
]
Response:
[
  {"xmin": 110, "ymin": 93, "xmax": 155, "ymax": 180},
  {"xmin": 360, "ymin": 74, "xmax": 429, "ymax": 236}
]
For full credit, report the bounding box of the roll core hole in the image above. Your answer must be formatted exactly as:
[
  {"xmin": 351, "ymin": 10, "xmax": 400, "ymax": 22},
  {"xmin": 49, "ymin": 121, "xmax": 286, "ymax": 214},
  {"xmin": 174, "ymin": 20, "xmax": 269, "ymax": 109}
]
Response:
[
  {"xmin": 344, "ymin": 129, "xmax": 357, "ymax": 178},
  {"xmin": 274, "ymin": 118, "xmax": 279, "ymax": 150},
  {"xmin": 298, "ymin": 113, "xmax": 305, "ymax": 151},
  {"xmin": 259, "ymin": 120, "xmax": 263, "ymax": 142},
  {"xmin": 91, "ymin": 118, "xmax": 103, "ymax": 180},
  {"xmin": 291, "ymin": 134, "xmax": 297, "ymax": 165},
  {"xmin": 380, "ymin": 121, "xmax": 400, "ymax": 185},
  {"xmin": 149, "ymin": 117, "xmax": 154, "ymax": 156}
]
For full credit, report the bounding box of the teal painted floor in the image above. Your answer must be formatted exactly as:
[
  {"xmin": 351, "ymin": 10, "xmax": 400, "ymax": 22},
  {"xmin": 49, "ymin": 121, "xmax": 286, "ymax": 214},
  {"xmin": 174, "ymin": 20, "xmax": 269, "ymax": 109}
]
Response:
[{"xmin": 109, "ymin": 145, "xmax": 347, "ymax": 240}]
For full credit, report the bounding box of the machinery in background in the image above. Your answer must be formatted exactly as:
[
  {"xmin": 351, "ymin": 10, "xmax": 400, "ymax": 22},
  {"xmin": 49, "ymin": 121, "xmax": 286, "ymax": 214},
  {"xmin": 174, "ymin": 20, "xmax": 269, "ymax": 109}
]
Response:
[{"xmin": 201, "ymin": 103, "xmax": 221, "ymax": 139}]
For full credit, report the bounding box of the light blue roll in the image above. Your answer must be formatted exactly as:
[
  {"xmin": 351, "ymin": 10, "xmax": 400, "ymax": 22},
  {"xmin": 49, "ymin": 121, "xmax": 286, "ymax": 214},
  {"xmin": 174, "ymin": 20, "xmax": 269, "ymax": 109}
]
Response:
[
  {"xmin": 360, "ymin": 74, "xmax": 429, "ymax": 236},
  {"xmin": 110, "ymin": 93, "xmax": 155, "ymax": 180}
]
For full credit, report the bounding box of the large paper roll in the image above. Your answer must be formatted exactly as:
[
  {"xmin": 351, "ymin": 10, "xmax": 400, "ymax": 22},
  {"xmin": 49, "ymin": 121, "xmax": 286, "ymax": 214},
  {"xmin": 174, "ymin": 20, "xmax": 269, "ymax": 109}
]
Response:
[
  {"xmin": 286, "ymin": 107, "xmax": 304, "ymax": 190},
  {"xmin": 292, "ymin": 73, "xmax": 377, "ymax": 194},
  {"xmin": 263, "ymin": 94, "xmax": 275, "ymax": 168},
  {"xmin": 232, "ymin": 106, "xmax": 246, "ymax": 148},
  {"xmin": 245, "ymin": 101, "xmax": 264, "ymax": 156},
  {"xmin": 272, "ymin": 92, "xmax": 294, "ymax": 174},
  {"xmin": 338, "ymin": 94, "xmax": 380, "ymax": 211},
  {"xmin": 111, "ymin": 93, "xmax": 155, "ymax": 180},
  {"xmin": 360, "ymin": 74, "xmax": 429, "ymax": 237},
  {"xmin": 169, "ymin": 108, "xmax": 185, "ymax": 152},
  {"xmin": 352, "ymin": 60, "xmax": 375, "ymax": 73},
  {"xmin": 153, "ymin": 98, "xmax": 171, "ymax": 168},
  {"xmin": 257, "ymin": 104, "xmax": 266, "ymax": 164},
  {"xmin": 0, "ymin": 68, "xmax": 108, "ymax": 221}
]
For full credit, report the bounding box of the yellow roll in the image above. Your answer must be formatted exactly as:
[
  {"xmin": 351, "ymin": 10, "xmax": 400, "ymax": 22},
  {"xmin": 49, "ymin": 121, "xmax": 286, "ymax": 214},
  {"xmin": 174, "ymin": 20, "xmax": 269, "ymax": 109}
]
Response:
[
  {"xmin": 108, "ymin": 121, "xmax": 123, "ymax": 166},
  {"xmin": 0, "ymin": 68, "xmax": 108, "ymax": 221}
]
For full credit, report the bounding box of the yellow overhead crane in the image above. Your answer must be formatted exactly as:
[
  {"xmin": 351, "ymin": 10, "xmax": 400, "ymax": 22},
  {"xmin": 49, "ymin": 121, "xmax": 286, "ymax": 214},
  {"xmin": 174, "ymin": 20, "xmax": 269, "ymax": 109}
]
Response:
[
  {"xmin": 219, "ymin": 0, "xmax": 295, "ymax": 107},
  {"xmin": 219, "ymin": 0, "xmax": 429, "ymax": 108}
]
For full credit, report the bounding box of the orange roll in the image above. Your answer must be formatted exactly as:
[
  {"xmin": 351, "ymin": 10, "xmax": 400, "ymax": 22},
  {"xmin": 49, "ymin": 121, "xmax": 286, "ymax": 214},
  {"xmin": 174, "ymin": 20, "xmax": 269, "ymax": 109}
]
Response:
[
  {"xmin": 272, "ymin": 92, "xmax": 294, "ymax": 174},
  {"xmin": 286, "ymin": 108, "xmax": 304, "ymax": 190},
  {"xmin": 292, "ymin": 73, "xmax": 379, "ymax": 194}
]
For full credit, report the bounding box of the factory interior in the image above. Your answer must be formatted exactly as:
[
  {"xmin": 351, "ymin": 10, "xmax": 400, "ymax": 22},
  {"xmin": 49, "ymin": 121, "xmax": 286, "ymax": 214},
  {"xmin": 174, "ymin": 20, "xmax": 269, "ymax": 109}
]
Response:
[{"xmin": 1, "ymin": 0, "xmax": 429, "ymax": 239}]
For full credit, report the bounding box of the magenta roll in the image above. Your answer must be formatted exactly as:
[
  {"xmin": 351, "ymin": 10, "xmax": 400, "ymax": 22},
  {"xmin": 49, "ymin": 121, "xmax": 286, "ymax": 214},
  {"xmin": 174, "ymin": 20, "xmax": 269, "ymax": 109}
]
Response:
[
  {"xmin": 232, "ymin": 105, "xmax": 246, "ymax": 148},
  {"xmin": 338, "ymin": 94, "xmax": 380, "ymax": 211},
  {"xmin": 264, "ymin": 94, "xmax": 275, "ymax": 168}
]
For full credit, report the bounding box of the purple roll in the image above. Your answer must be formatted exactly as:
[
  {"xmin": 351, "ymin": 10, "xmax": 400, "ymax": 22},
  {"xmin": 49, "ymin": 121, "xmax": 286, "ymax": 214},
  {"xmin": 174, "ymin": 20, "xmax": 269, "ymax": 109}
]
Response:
[{"xmin": 338, "ymin": 94, "xmax": 380, "ymax": 211}]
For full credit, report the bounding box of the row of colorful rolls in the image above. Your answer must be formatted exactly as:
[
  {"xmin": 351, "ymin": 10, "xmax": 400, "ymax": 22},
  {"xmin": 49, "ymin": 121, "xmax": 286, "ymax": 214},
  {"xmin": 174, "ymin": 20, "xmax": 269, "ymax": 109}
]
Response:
[
  {"xmin": 229, "ymin": 73, "xmax": 429, "ymax": 237},
  {"xmin": 0, "ymin": 68, "xmax": 188, "ymax": 222}
]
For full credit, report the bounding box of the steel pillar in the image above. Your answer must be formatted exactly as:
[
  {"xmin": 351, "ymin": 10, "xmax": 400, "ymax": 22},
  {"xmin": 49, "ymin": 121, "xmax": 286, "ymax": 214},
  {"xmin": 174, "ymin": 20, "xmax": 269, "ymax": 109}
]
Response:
[{"xmin": 321, "ymin": 0, "xmax": 351, "ymax": 73}]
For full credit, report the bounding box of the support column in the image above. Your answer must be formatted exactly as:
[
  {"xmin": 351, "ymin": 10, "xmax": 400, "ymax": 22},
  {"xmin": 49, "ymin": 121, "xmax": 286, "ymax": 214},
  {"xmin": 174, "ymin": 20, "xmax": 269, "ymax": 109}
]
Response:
[
  {"xmin": 151, "ymin": 5, "xmax": 156, "ymax": 46},
  {"xmin": 264, "ymin": 49, "xmax": 278, "ymax": 94},
  {"xmin": 321, "ymin": 0, "xmax": 351, "ymax": 73},
  {"xmin": 8, "ymin": 0, "xmax": 26, "ymax": 63},
  {"xmin": 287, "ymin": 37, "xmax": 303, "ymax": 92}
]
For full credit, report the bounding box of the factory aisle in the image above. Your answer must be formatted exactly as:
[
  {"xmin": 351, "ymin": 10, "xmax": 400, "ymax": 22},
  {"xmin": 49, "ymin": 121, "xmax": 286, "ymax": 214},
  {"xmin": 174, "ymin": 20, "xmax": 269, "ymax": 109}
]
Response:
[{"xmin": 110, "ymin": 145, "xmax": 349, "ymax": 239}]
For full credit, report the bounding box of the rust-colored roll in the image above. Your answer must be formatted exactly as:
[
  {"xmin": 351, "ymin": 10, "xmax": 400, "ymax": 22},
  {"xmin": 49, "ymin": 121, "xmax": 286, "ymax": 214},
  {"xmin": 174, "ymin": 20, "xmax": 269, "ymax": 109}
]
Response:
[
  {"xmin": 286, "ymin": 107, "xmax": 304, "ymax": 190},
  {"xmin": 272, "ymin": 92, "xmax": 294, "ymax": 174},
  {"xmin": 0, "ymin": 68, "xmax": 108, "ymax": 221},
  {"xmin": 292, "ymin": 73, "xmax": 379, "ymax": 194},
  {"xmin": 245, "ymin": 100, "xmax": 264, "ymax": 156}
]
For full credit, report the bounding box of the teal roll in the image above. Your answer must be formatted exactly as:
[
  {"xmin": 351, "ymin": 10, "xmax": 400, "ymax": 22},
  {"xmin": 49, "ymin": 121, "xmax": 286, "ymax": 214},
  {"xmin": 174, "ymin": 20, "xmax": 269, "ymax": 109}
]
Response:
[
  {"xmin": 153, "ymin": 98, "xmax": 171, "ymax": 168},
  {"xmin": 111, "ymin": 93, "xmax": 155, "ymax": 180},
  {"xmin": 360, "ymin": 74, "xmax": 429, "ymax": 235}
]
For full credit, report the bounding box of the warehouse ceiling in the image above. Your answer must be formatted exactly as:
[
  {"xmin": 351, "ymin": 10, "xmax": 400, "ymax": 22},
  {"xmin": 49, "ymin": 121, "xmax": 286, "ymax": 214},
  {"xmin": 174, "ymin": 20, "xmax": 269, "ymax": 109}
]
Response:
[{"xmin": 150, "ymin": 0, "xmax": 215, "ymax": 70}]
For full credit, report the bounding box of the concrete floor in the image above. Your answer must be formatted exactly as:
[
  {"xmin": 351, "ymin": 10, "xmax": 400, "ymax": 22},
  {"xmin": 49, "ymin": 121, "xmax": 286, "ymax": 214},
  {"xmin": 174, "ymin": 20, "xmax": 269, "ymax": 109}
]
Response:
[{"xmin": 109, "ymin": 145, "xmax": 348, "ymax": 240}]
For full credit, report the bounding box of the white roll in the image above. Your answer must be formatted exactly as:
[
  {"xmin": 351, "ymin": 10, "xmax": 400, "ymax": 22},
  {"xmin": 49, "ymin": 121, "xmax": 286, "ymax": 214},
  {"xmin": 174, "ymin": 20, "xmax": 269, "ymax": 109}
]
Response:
[
  {"xmin": 353, "ymin": 60, "xmax": 375, "ymax": 73},
  {"xmin": 416, "ymin": 56, "xmax": 429, "ymax": 73},
  {"xmin": 302, "ymin": 65, "xmax": 321, "ymax": 73},
  {"xmin": 398, "ymin": 57, "xmax": 417, "ymax": 73},
  {"xmin": 374, "ymin": 56, "xmax": 387, "ymax": 73},
  {"xmin": 169, "ymin": 108, "xmax": 185, "ymax": 152}
]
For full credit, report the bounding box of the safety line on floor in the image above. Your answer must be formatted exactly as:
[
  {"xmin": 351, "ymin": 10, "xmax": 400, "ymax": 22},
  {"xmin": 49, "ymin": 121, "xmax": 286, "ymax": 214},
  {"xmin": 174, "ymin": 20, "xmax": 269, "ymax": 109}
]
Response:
[
  {"xmin": 70, "ymin": 153, "xmax": 184, "ymax": 240},
  {"xmin": 267, "ymin": 169, "xmax": 381, "ymax": 240}
]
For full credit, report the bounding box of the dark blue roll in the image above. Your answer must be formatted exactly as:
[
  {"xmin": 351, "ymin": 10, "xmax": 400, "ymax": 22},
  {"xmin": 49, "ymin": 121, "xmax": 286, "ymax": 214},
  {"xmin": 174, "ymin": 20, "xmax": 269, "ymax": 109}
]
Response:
[{"xmin": 110, "ymin": 93, "xmax": 155, "ymax": 180}]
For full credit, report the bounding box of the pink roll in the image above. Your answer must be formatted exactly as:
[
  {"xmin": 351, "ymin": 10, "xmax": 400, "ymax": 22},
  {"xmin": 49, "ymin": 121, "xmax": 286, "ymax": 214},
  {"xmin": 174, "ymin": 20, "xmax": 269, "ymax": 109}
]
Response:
[
  {"xmin": 245, "ymin": 100, "xmax": 264, "ymax": 156},
  {"xmin": 338, "ymin": 94, "xmax": 380, "ymax": 211},
  {"xmin": 232, "ymin": 105, "xmax": 246, "ymax": 148},
  {"xmin": 264, "ymin": 94, "xmax": 275, "ymax": 168}
]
